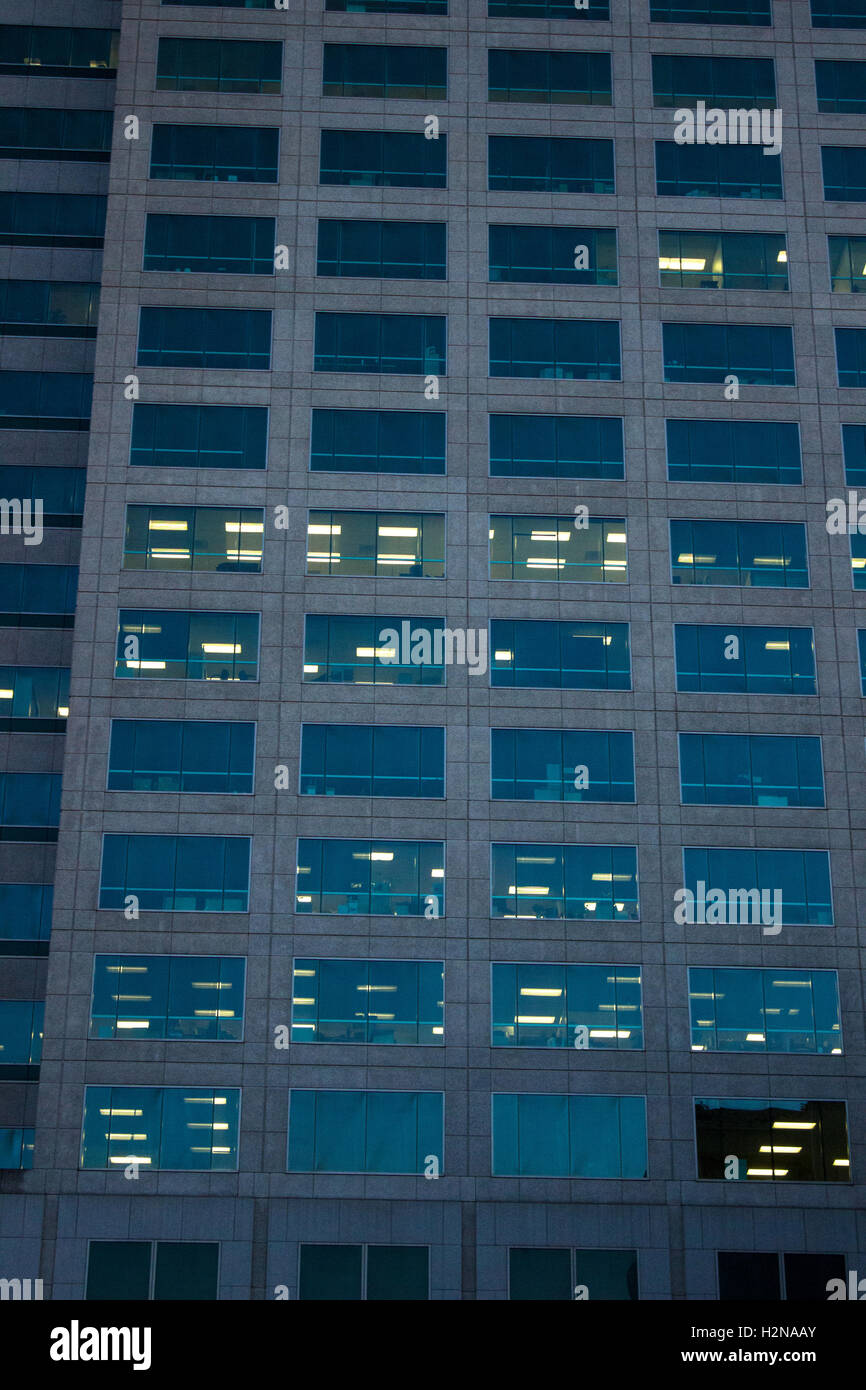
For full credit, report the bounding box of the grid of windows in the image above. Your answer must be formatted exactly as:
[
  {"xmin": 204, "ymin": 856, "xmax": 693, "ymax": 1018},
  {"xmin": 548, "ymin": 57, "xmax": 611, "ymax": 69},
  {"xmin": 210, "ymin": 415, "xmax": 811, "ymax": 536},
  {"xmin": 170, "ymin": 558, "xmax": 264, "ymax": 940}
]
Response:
[{"xmin": 13, "ymin": 0, "xmax": 866, "ymax": 1301}]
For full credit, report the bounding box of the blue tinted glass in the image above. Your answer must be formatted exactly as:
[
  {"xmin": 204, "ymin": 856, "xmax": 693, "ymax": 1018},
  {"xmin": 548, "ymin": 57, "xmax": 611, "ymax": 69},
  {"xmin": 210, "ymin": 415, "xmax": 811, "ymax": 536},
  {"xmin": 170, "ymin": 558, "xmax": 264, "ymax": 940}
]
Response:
[
  {"xmin": 492, "ymin": 1094, "xmax": 647, "ymax": 1177},
  {"xmin": 489, "ymin": 515, "xmax": 627, "ymax": 582},
  {"xmin": 655, "ymin": 142, "xmax": 782, "ymax": 198},
  {"xmin": 137, "ymin": 307, "xmax": 271, "ymax": 370},
  {"xmin": 314, "ymin": 312, "xmax": 446, "ymax": 374},
  {"xmin": 490, "ymin": 842, "xmax": 639, "ymax": 921},
  {"xmin": 303, "ymin": 615, "xmax": 447, "ymax": 685},
  {"xmin": 651, "ymin": 0, "xmax": 771, "ymax": 19},
  {"xmin": 0, "ymin": 1127, "xmax": 34, "ymax": 1168},
  {"xmin": 150, "ymin": 123, "xmax": 279, "ymax": 182},
  {"xmin": 812, "ymin": 0, "xmax": 866, "ymax": 26},
  {"xmin": 666, "ymin": 419, "xmax": 801, "ymax": 483},
  {"xmin": 489, "ymin": 136, "xmax": 614, "ymax": 193},
  {"xmin": 0, "ymin": 883, "xmax": 53, "ymax": 946},
  {"xmin": 0, "ymin": 999, "xmax": 43, "ymax": 1065},
  {"xmin": 311, "ymin": 409, "xmax": 445, "ymax": 474},
  {"xmin": 156, "ymin": 37, "xmax": 282, "ymax": 93},
  {"xmin": 291, "ymin": 958, "xmax": 444, "ymax": 1044},
  {"xmin": 836, "ymin": 327, "xmax": 866, "ymax": 385},
  {"xmin": 689, "ymin": 967, "xmax": 841, "ymax": 1053},
  {"xmin": 678, "ymin": 733, "xmax": 824, "ymax": 806},
  {"xmin": 490, "ymin": 619, "xmax": 630, "ymax": 689},
  {"xmin": 299, "ymin": 724, "xmax": 444, "ymax": 797},
  {"xmin": 288, "ymin": 1090, "xmax": 443, "ymax": 1173},
  {"xmin": 492, "ymin": 963, "xmax": 643, "ymax": 1049},
  {"xmin": 99, "ymin": 833, "xmax": 251, "ymax": 911},
  {"xmin": 823, "ymin": 146, "xmax": 866, "ymax": 200},
  {"xmin": 663, "ymin": 323, "xmax": 794, "ymax": 385},
  {"xmin": 323, "ymin": 43, "xmax": 446, "ymax": 98},
  {"xmin": 131, "ymin": 404, "xmax": 268, "ymax": 470},
  {"xmin": 670, "ymin": 520, "xmax": 808, "ymax": 587},
  {"xmin": 652, "ymin": 55, "xmax": 776, "ymax": 105},
  {"xmin": 90, "ymin": 955, "xmax": 246, "ymax": 1040},
  {"xmin": 319, "ymin": 130, "xmax": 447, "ymax": 189},
  {"xmin": 490, "ymin": 318, "xmax": 620, "ymax": 379},
  {"xmin": 658, "ymin": 231, "xmax": 787, "ymax": 290},
  {"xmin": 489, "ymin": 413, "xmax": 624, "ymax": 478},
  {"xmin": 674, "ymin": 625, "xmax": 816, "ymax": 694},
  {"xmin": 81, "ymin": 1086, "xmax": 240, "ymax": 1170},
  {"xmin": 115, "ymin": 609, "xmax": 260, "ymax": 681},
  {"xmin": 0, "ymin": 191, "xmax": 107, "ymax": 245},
  {"xmin": 317, "ymin": 219, "xmax": 446, "ymax": 279},
  {"xmin": 491, "ymin": 728, "xmax": 635, "ymax": 802},
  {"xmin": 489, "ymin": 49, "xmax": 612, "ymax": 104},
  {"xmin": 489, "ymin": 226, "xmax": 617, "ymax": 285},
  {"xmin": 816, "ymin": 60, "xmax": 866, "ymax": 112},
  {"xmin": 682, "ymin": 846, "xmax": 833, "ymax": 925},
  {"xmin": 295, "ymin": 838, "xmax": 444, "ymax": 915},
  {"xmin": 108, "ymin": 720, "xmax": 255, "ymax": 793},
  {"xmin": 143, "ymin": 214, "xmax": 275, "ymax": 274}
]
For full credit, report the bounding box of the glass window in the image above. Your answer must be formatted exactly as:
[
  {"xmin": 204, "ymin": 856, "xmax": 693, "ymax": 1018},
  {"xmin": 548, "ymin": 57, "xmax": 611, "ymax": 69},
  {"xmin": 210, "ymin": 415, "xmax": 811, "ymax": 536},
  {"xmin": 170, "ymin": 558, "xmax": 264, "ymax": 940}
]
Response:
[
  {"xmin": 836, "ymin": 327, "xmax": 866, "ymax": 386},
  {"xmin": 674, "ymin": 624, "xmax": 816, "ymax": 694},
  {"xmin": 491, "ymin": 728, "xmax": 635, "ymax": 802},
  {"xmin": 658, "ymin": 231, "xmax": 787, "ymax": 290},
  {"xmin": 150, "ymin": 123, "xmax": 279, "ymax": 183},
  {"xmin": 655, "ymin": 142, "xmax": 782, "ymax": 199},
  {"xmin": 0, "ymin": 1127, "xmax": 34, "ymax": 1169},
  {"xmin": 306, "ymin": 509, "xmax": 443, "ymax": 578},
  {"xmin": 115, "ymin": 609, "xmax": 260, "ymax": 682},
  {"xmin": 311, "ymin": 408, "xmax": 445, "ymax": 474},
  {"xmin": 303, "ymin": 614, "xmax": 446, "ymax": 685},
  {"xmin": 489, "ymin": 0, "xmax": 609, "ymax": 16},
  {"xmin": 490, "ymin": 619, "xmax": 630, "ymax": 690},
  {"xmin": 489, "ymin": 317, "xmax": 620, "ymax": 379},
  {"xmin": 492, "ymin": 963, "xmax": 642, "ymax": 1049},
  {"xmin": 107, "ymin": 719, "xmax": 255, "ymax": 793},
  {"xmin": 314, "ymin": 312, "xmax": 445, "ymax": 375},
  {"xmin": 0, "ymin": 773, "xmax": 61, "ymax": 839},
  {"xmin": 0, "ymin": 666, "xmax": 70, "ymax": 730},
  {"xmin": 0, "ymin": 563, "xmax": 78, "ymax": 626},
  {"xmin": 489, "ymin": 413, "xmax": 623, "ymax": 478},
  {"xmin": 489, "ymin": 136, "xmax": 614, "ymax": 193},
  {"xmin": 291, "ymin": 958, "xmax": 444, "ymax": 1044},
  {"xmin": 143, "ymin": 214, "xmax": 274, "ymax": 274},
  {"xmin": 0, "ymin": 192, "xmax": 106, "ymax": 247},
  {"xmin": 299, "ymin": 1245, "xmax": 429, "ymax": 1300},
  {"xmin": 492, "ymin": 1094, "xmax": 648, "ymax": 1177},
  {"xmin": 695, "ymin": 1098, "xmax": 850, "ymax": 1181},
  {"xmin": 296, "ymin": 838, "xmax": 444, "ymax": 916},
  {"xmin": 489, "ymin": 226, "xmax": 617, "ymax": 286},
  {"xmin": 489, "ymin": 515, "xmax": 627, "ymax": 582},
  {"xmin": 86, "ymin": 1243, "xmax": 220, "ymax": 1302},
  {"xmin": 131, "ymin": 404, "xmax": 268, "ymax": 470},
  {"xmin": 822, "ymin": 146, "xmax": 866, "ymax": 201},
  {"xmin": 488, "ymin": 49, "xmax": 612, "ymax": 104},
  {"xmin": 718, "ymin": 1252, "xmax": 847, "ymax": 1301},
  {"xmin": 0, "ymin": 107, "xmax": 112, "ymax": 160},
  {"xmin": 137, "ymin": 307, "xmax": 271, "ymax": 370},
  {"xmin": 650, "ymin": 0, "xmax": 771, "ymax": 19},
  {"xmin": 689, "ymin": 967, "xmax": 841, "ymax": 1054},
  {"xmin": 509, "ymin": 1249, "xmax": 638, "ymax": 1301},
  {"xmin": 0, "ymin": 467, "xmax": 84, "ymax": 525},
  {"xmin": 0, "ymin": 883, "xmax": 53, "ymax": 953},
  {"xmin": 830, "ymin": 236, "xmax": 866, "ymax": 292},
  {"xmin": 0, "ymin": 371, "xmax": 92, "ymax": 427},
  {"xmin": 90, "ymin": 955, "xmax": 246, "ymax": 1040},
  {"xmin": 81, "ymin": 1087, "xmax": 241, "ymax": 1171},
  {"xmin": 491, "ymin": 842, "xmax": 639, "ymax": 921},
  {"xmin": 300, "ymin": 724, "xmax": 444, "ymax": 797},
  {"xmin": 663, "ymin": 322, "xmax": 795, "ymax": 384},
  {"xmin": 678, "ymin": 733, "xmax": 825, "ymax": 807},
  {"xmin": 850, "ymin": 530, "xmax": 866, "ymax": 586},
  {"xmin": 812, "ymin": 0, "xmax": 866, "ymax": 25},
  {"xmin": 320, "ymin": 130, "xmax": 447, "ymax": 189},
  {"xmin": 0, "ymin": 25, "xmax": 119, "ymax": 76},
  {"xmin": 123, "ymin": 504, "xmax": 264, "ymax": 573},
  {"xmin": 858, "ymin": 629, "xmax": 866, "ymax": 690},
  {"xmin": 99, "ymin": 833, "xmax": 251, "ymax": 911},
  {"xmin": 317, "ymin": 219, "xmax": 445, "ymax": 280},
  {"xmin": 323, "ymin": 43, "xmax": 446, "ymax": 99},
  {"xmin": 666, "ymin": 418, "xmax": 800, "ymax": 483},
  {"xmin": 0, "ymin": 280, "xmax": 100, "ymax": 336},
  {"xmin": 288, "ymin": 1090, "xmax": 443, "ymax": 1173},
  {"xmin": 156, "ymin": 37, "xmax": 282, "ymax": 93},
  {"xmin": 815, "ymin": 60, "xmax": 866, "ymax": 113},
  {"xmin": 652, "ymin": 55, "xmax": 775, "ymax": 106},
  {"xmin": 670, "ymin": 519, "xmax": 808, "ymax": 588},
  {"xmin": 0, "ymin": 999, "xmax": 43, "ymax": 1069}
]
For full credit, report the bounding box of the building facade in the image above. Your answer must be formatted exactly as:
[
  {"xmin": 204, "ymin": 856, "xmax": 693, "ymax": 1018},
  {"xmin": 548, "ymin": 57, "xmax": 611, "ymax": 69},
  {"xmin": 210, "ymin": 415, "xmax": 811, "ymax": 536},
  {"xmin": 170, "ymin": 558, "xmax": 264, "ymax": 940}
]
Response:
[{"xmin": 1, "ymin": 0, "xmax": 866, "ymax": 1301}]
